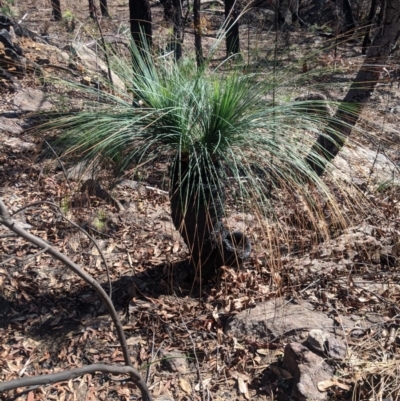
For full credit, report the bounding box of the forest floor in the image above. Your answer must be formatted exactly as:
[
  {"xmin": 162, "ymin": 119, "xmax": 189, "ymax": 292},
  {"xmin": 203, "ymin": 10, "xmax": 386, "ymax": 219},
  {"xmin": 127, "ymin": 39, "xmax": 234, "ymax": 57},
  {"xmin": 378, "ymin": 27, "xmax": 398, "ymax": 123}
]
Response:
[{"xmin": 1, "ymin": 0, "xmax": 400, "ymax": 401}]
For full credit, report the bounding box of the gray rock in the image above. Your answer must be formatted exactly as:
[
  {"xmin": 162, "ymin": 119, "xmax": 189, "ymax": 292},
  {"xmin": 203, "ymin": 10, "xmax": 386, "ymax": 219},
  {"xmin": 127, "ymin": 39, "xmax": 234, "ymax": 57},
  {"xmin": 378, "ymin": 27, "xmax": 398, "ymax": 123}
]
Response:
[
  {"xmin": 326, "ymin": 337, "xmax": 347, "ymax": 360},
  {"xmin": 224, "ymin": 300, "xmax": 354, "ymax": 341},
  {"xmin": 283, "ymin": 342, "xmax": 333, "ymax": 401},
  {"xmin": 71, "ymin": 43, "xmax": 126, "ymax": 92},
  {"xmin": 159, "ymin": 350, "xmax": 189, "ymax": 374},
  {"xmin": 307, "ymin": 329, "xmax": 329, "ymax": 354},
  {"xmin": 0, "ymin": 132, "xmax": 36, "ymax": 152},
  {"xmin": 13, "ymin": 88, "xmax": 53, "ymax": 112},
  {"xmin": 333, "ymin": 145, "xmax": 398, "ymax": 186},
  {"xmin": 307, "ymin": 329, "xmax": 347, "ymax": 360},
  {"xmin": 0, "ymin": 117, "xmax": 23, "ymax": 134}
]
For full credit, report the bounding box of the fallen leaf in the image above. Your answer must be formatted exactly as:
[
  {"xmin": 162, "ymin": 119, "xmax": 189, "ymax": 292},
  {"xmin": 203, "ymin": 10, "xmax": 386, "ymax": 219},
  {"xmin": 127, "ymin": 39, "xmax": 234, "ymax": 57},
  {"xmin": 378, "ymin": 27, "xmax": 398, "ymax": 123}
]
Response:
[
  {"xmin": 238, "ymin": 377, "xmax": 250, "ymax": 399},
  {"xmin": 179, "ymin": 378, "xmax": 192, "ymax": 394}
]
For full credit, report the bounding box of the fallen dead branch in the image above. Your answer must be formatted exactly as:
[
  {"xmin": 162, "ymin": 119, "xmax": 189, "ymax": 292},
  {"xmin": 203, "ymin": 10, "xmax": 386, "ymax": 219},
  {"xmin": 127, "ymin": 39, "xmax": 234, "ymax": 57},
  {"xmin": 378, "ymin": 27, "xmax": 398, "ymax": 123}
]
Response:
[
  {"xmin": 0, "ymin": 364, "xmax": 138, "ymax": 392},
  {"xmin": 0, "ymin": 198, "xmax": 153, "ymax": 401}
]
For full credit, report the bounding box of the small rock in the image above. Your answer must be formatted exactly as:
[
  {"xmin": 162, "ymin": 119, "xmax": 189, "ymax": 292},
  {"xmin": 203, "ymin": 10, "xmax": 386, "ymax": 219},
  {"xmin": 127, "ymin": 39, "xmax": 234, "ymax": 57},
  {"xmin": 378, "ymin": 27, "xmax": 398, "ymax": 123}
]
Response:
[
  {"xmin": 60, "ymin": 51, "xmax": 70, "ymax": 61},
  {"xmin": 0, "ymin": 117, "xmax": 23, "ymax": 134},
  {"xmin": 326, "ymin": 337, "xmax": 347, "ymax": 360},
  {"xmin": 307, "ymin": 330, "xmax": 347, "ymax": 360},
  {"xmin": 307, "ymin": 329, "xmax": 329, "ymax": 353},
  {"xmin": 159, "ymin": 350, "xmax": 188, "ymax": 374},
  {"xmin": 13, "ymin": 88, "xmax": 53, "ymax": 112},
  {"xmin": 67, "ymin": 161, "xmax": 99, "ymax": 181},
  {"xmin": 283, "ymin": 342, "xmax": 333, "ymax": 401}
]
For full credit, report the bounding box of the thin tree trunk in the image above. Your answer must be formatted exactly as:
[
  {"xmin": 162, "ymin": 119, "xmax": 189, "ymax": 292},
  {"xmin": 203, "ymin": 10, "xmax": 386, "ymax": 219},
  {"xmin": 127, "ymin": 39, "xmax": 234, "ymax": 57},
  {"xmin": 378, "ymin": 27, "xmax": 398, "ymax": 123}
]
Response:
[
  {"xmin": 362, "ymin": 0, "xmax": 378, "ymax": 54},
  {"xmin": 130, "ymin": 0, "xmax": 152, "ymax": 50},
  {"xmin": 342, "ymin": 0, "xmax": 356, "ymax": 33},
  {"xmin": 225, "ymin": 0, "xmax": 240, "ymax": 56},
  {"xmin": 193, "ymin": 0, "xmax": 204, "ymax": 67},
  {"xmin": 100, "ymin": 0, "xmax": 110, "ymax": 17},
  {"xmin": 51, "ymin": 0, "xmax": 62, "ymax": 21},
  {"xmin": 307, "ymin": 0, "xmax": 400, "ymax": 176},
  {"xmin": 88, "ymin": 0, "xmax": 95, "ymax": 19},
  {"xmin": 172, "ymin": 0, "xmax": 183, "ymax": 60}
]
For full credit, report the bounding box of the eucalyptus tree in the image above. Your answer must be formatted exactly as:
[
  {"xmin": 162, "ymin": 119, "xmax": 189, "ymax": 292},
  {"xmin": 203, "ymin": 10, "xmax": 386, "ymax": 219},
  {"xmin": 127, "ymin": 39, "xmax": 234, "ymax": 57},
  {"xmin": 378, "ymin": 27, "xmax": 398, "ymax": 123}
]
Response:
[
  {"xmin": 51, "ymin": 0, "xmax": 62, "ymax": 21},
  {"xmin": 130, "ymin": 0, "xmax": 152, "ymax": 50},
  {"xmin": 307, "ymin": 0, "xmax": 400, "ymax": 175},
  {"xmin": 193, "ymin": 0, "xmax": 203, "ymax": 66},
  {"xmin": 225, "ymin": 0, "xmax": 240, "ymax": 56}
]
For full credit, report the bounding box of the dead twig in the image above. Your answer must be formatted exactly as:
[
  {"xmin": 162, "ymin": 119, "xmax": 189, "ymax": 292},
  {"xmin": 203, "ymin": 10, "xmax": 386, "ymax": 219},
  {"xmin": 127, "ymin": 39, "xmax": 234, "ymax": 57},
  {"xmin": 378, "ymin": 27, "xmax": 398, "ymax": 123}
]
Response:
[
  {"xmin": 0, "ymin": 364, "xmax": 142, "ymax": 392},
  {"xmin": 10, "ymin": 200, "xmax": 113, "ymax": 298}
]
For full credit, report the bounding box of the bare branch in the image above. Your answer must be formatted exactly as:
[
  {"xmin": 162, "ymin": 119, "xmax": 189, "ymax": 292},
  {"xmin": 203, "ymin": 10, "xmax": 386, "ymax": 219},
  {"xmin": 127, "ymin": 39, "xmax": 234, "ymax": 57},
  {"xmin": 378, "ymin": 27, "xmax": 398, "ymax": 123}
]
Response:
[
  {"xmin": 10, "ymin": 200, "xmax": 113, "ymax": 298},
  {"xmin": 0, "ymin": 198, "xmax": 152, "ymax": 401},
  {"xmin": 0, "ymin": 364, "xmax": 140, "ymax": 392}
]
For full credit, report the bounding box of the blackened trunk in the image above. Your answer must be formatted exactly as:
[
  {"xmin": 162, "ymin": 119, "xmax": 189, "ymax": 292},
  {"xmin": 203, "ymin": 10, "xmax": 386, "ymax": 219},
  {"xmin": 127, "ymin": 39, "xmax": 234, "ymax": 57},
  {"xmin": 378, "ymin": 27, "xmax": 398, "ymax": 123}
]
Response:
[
  {"xmin": 193, "ymin": 0, "xmax": 204, "ymax": 67},
  {"xmin": 225, "ymin": 0, "xmax": 240, "ymax": 56},
  {"xmin": 100, "ymin": 0, "xmax": 110, "ymax": 17},
  {"xmin": 342, "ymin": 0, "xmax": 356, "ymax": 33},
  {"xmin": 362, "ymin": 0, "xmax": 378, "ymax": 54},
  {"xmin": 172, "ymin": 0, "xmax": 183, "ymax": 60},
  {"xmin": 170, "ymin": 158, "xmax": 251, "ymax": 279},
  {"xmin": 160, "ymin": 0, "xmax": 175, "ymax": 21},
  {"xmin": 306, "ymin": 0, "xmax": 400, "ymax": 176},
  {"xmin": 51, "ymin": 0, "xmax": 62, "ymax": 21},
  {"xmin": 88, "ymin": 0, "xmax": 95, "ymax": 19},
  {"xmin": 130, "ymin": 0, "xmax": 152, "ymax": 50}
]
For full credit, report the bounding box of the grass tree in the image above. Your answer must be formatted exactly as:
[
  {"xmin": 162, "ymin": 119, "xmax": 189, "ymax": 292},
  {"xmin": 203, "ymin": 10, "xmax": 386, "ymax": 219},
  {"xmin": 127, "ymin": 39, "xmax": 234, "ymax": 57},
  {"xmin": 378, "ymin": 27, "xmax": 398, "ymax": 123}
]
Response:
[{"xmin": 41, "ymin": 37, "xmax": 358, "ymax": 280}]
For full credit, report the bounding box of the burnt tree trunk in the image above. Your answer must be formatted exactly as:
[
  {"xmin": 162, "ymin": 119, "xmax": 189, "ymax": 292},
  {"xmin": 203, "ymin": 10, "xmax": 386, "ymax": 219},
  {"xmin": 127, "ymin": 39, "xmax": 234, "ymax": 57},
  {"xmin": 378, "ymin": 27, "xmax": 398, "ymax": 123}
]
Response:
[
  {"xmin": 51, "ymin": 0, "xmax": 62, "ymax": 21},
  {"xmin": 307, "ymin": 0, "xmax": 400, "ymax": 176},
  {"xmin": 193, "ymin": 0, "xmax": 204, "ymax": 67},
  {"xmin": 88, "ymin": 0, "xmax": 95, "ymax": 19},
  {"xmin": 170, "ymin": 158, "xmax": 251, "ymax": 279},
  {"xmin": 342, "ymin": 0, "xmax": 356, "ymax": 33},
  {"xmin": 362, "ymin": 0, "xmax": 379, "ymax": 54},
  {"xmin": 225, "ymin": 0, "xmax": 240, "ymax": 56},
  {"xmin": 130, "ymin": 0, "xmax": 152, "ymax": 50},
  {"xmin": 100, "ymin": 0, "xmax": 110, "ymax": 17},
  {"xmin": 172, "ymin": 0, "xmax": 183, "ymax": 60}
]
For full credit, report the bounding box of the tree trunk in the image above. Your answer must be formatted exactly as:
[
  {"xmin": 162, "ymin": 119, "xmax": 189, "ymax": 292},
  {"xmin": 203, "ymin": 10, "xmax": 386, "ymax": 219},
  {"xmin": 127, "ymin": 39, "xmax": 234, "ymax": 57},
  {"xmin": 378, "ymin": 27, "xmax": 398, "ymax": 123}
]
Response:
[
  {"xmin": 193, "ymin": 0, "xmax": 204, "ymax": 67},
  {"xmin": 51, "ymin": 0, "xmax": 62, "ymax": 21},
  {"xmin": 160, "ymin": 0, "xmax": 175, "ymax": 21},
  {"xmin": 225, "ymin": 0, "xmax": 240, "ymax": 56},
  {"xmin": 172, "ymin": 0, "xmax": 183, "ymax": 60},
  {"xmin": 362, "ymin": 0, "xmax": 378, "ymax": 54},
  {"xmin": 100, "ymin": 0, "xmax": 110, "ymax": 17},
  {"xmin": 130, "ymin": 0, "xmax": 152, "ymax": 50},
  {"xmin": 342, "ymin": 0, "xmax": 356, "ymax": 33},
  {"xmin": 306, "ymin": 0, "xmax": 400, "ymax": 176},
  {"xmin": 170, "ymin": 158, "xmax": 251, "ymax": 279},
  {"xmin": 88, "ymin": 0, "xmax": 95, "ymax": 19}
]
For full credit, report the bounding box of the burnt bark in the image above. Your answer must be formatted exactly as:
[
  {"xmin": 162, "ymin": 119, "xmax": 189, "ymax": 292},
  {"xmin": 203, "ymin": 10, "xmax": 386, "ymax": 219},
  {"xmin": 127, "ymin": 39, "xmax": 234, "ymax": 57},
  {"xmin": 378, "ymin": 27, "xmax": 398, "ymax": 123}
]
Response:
[
  {"xmin": 170, "ymin": 158, "xmax": 251, "ymax": 279},
  {"xmin": 51, "ymin": 0, "xmax": 62, "ymax": 21},
  {"xmin": 100, "ymin": 0, "xmax": 110, "ymax": 17},
  {"xmin": 307, "ymin": 0, "xmax": 400, "ymax": 176},
  {"xmin": 172, "ymin": 0, "xmax": 183, "ymax": 60},
  {"xmin": 342, "ymin": 0, "xmax": 356, "ymax": 33},
  {"xmin": 193, "ymin": 0, "xmax": 204, "ymax": 67},
  {"xmin": 130, "ymin": 0, "xmax": 152, "ymax": 50},
  {"xmin": 88, "ymin": 0, "xmax": 95, "ymax": 18},
  {"xmin": 362, "ymin": 0, "xmax": 378, "ymax": 54},
  {"xmin": 225, "ymin": 0, "xmax": 240, "ymax": 56}
]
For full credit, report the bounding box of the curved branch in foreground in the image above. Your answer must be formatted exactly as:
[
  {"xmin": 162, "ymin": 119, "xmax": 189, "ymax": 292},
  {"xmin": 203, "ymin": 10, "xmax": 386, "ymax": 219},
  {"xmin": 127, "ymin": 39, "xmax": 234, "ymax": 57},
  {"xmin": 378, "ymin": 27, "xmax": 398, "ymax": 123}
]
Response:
[
  {"xmin": 0, "ymin": 199, "xmax": 152, "ymax": 401},
  {"xmin": 10, "ymin": 200, "xmax": 112, "ymax": 298},
  {"xmin": 0, "ymin": 364, "xmax": 136, "ymax": 392}
]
